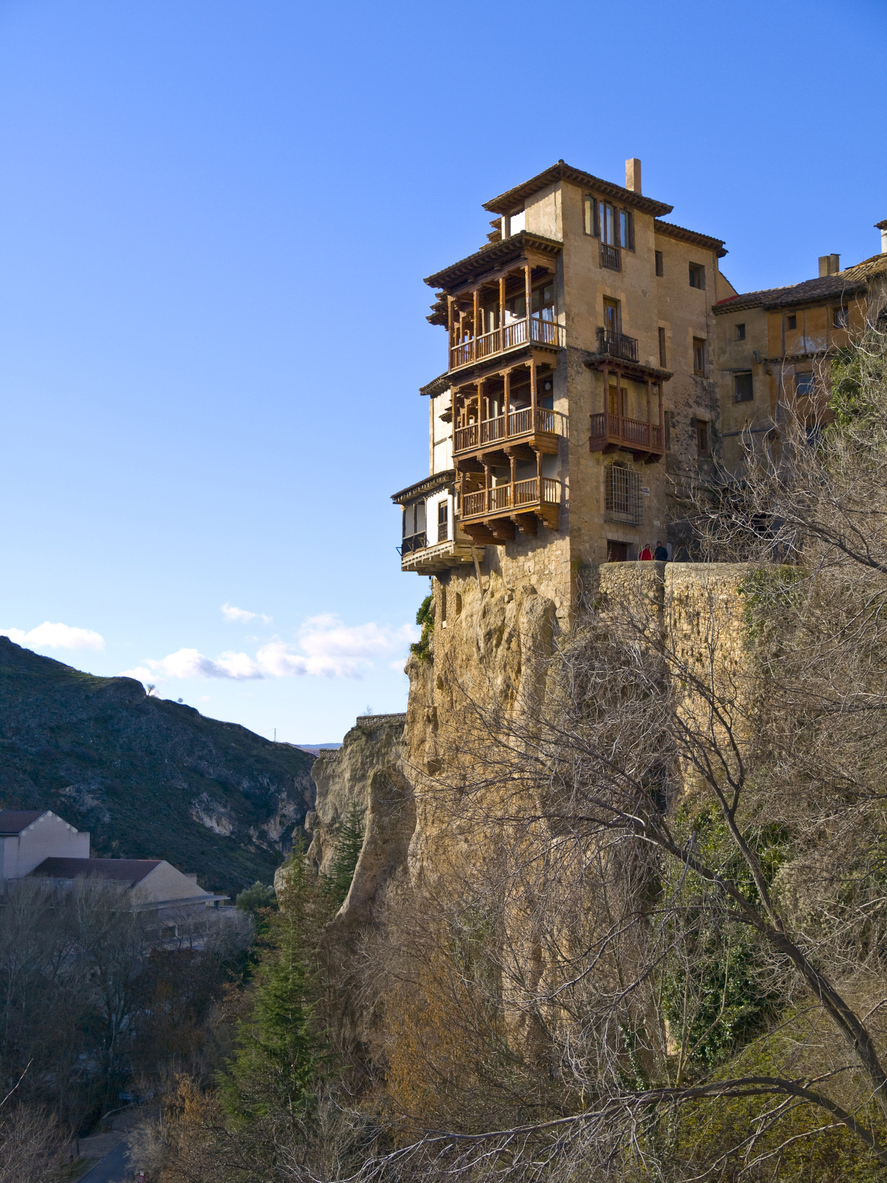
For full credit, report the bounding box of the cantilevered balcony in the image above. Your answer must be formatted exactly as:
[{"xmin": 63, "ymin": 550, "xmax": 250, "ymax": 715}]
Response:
[
  {"xmin": 597, "ymin": 328, "xmax": 638, "ymax": 362},
  {"xmin": 459, "ymin": 476, "xmax": 561, "ymax": 540},
  {"xmin": 454, "ymin": 406, "xmax": 566, "ymax": 458},
  {"xmin": 450, "ymin": 315, "xmax": 564, "ymax": 371},
  {"xmin": 590, "ymin": 412, "xmax": 663, "ymax": 459}
]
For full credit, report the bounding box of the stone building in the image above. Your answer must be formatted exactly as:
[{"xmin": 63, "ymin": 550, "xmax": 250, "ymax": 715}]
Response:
[
  {"xmin": 714, "ymin": 245, "xmax": 887, "ymax": 475},
  {"xmin": 393, "ymin": 160, "xmax": 887, "ymax": 627},
  {"xmin": 393, "ymin": 159, "xmax": 736, "ymax": 638}
]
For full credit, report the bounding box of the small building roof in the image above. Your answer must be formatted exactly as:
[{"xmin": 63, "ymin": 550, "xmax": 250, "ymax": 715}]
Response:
[
  {"xmin": 482, "ymin": 161, "xmax": 673, "ymax": 219},
  {"xmin": 0, "ymin": 809, "xmax": 49, "ymax": 835},
  {"xmin": 714, "ymin": 253, "xmax": 887, "ymax": 315},
  {"xmin": 32, "ymin": 857, "xmax": 161, "ymax": 886},
  {"xmin": 391, "ymin": 469, "xmax": 455, "ymax": 505}
]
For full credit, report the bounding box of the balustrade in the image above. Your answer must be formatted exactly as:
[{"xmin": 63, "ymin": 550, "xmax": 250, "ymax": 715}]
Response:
[{"xmin": 449, "ymin": 315, "xmax": 563, "ymax": 370}]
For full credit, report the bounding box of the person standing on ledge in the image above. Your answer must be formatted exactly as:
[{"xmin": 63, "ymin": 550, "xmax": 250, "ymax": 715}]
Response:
[{"xmin": 654, "ymin": 540, "xmax": 668, "ymax": 561}]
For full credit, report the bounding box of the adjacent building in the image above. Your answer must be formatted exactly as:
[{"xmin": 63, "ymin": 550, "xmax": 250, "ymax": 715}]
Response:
[
  {"xmin": 715, "ymin": 249, "xmax": 887, "ymax": 474},
  {"xmin": 0, "ymin": 808, "xmax": 227, "ymax": 934}
]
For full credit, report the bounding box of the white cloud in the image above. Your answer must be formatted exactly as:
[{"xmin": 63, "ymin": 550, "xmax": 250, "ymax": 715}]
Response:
[
  {"xmin": 221, "ymin": 603, "xmax": 272, "ymax": 625},
  {"xmin": 123, "ymin": 615, "xmax": 419, "ymax": 684},
  {"xmin": 1, "ymin": 622, "xmax": 105, "ymax": 651}
]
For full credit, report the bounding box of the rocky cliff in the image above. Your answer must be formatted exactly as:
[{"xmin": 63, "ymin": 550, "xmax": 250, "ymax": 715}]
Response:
[{"xmin": 0, "ymin": 638, "xmax": 316, "ymax": 895}]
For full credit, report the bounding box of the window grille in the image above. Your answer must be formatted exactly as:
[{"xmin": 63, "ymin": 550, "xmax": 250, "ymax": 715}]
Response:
[{"xmin": 605, "ymin": 465, "xmax": 641, "ymax": 525}]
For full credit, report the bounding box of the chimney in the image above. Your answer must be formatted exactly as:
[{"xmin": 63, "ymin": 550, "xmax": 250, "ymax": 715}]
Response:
[
  {"xmin": 818, "ymin": 254, "xmax": 840, "ymax": 277},
  {"xmin": 877, "ymin": 220, "xmax": 887, "ymax": 254},
  {"xmin": 625, "ymin": 158, "xmax": 641, "ymax": 194}
]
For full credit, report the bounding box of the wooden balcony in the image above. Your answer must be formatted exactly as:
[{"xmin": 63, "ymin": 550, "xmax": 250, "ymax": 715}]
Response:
[
  {"xmin": 450, "ymin": 315, "xmax": 563, "ymax": 371},
  {"xmin": 454, "ymin": 406, "xmax": 566, "ymax": 458},
  {"xmin": 460, "ymin": 476, "xmax": 560, "ymax": 539},
  {"xmin": 590, "ymin": 412, "xmax": 664, "ymax": 460},
  {"xmin": 399, "ymin": 537, "xmax": 478, "ymax": 575}
]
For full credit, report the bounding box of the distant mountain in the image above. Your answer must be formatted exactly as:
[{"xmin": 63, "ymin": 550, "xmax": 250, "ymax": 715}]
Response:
[{"xmin": 0, "ymin": 638, "xmax": 316, "ymax": 895}]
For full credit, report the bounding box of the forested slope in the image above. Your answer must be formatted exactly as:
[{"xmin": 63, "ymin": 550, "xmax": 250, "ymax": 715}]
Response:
[{"xmin": 0, "ymin": 637, "xmax": 315, "ymax": 894}]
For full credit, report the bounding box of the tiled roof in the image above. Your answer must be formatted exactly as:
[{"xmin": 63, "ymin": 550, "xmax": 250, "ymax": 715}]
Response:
[
  {"xmin": 654, "ymin": 219, "xmax": 727, "ymax": 258},
  {"xmin": 32, "ymin": 857, "xmax": 161, "ymax": 885},
  {"xmin": 0, "ymin": 809, "xmax": 48, "ymax": 835},
  {"xmin": 482, "ymin": 161, "xmax": 673, "ymax": 219},
  {"xmin": 714, "ymin": 253, "xmax": 887, "ymax": 315},
  {"xmin": 424, "ymin": 231, "xmax": 562, "ymax": 292}
]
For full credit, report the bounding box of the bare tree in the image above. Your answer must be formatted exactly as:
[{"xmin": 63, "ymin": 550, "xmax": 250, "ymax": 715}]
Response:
[{"xmin": 343, "ymin": 327, "xmax": 887, "ymax": 1181}]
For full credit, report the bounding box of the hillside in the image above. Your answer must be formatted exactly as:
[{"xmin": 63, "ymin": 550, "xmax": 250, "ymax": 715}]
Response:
[{"xmin": 0, "ymin": 637, "xmax": 316, "ymax": 895}]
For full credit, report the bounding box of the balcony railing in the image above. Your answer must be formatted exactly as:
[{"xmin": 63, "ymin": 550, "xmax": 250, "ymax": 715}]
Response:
[
  {"xmin": 461, "ymin": 477, "xmax": 560, "ymax": 520},
  {"xmin": 600, "ymin": 243, "xmax": 621, "ymax": 271},
  {"xmin": 597, "ymin": 328, "xmax": 638, "ymax": 362},
  {"xmin": 450, "ymin": 315, "xmax": 563, "ymax": 370},
  {"xmin": 590, "ymin": 412, "xmax": 663, "ymax": 455},
  {"xmin": 399, "ymin": 531, "xmax": 426, "ymax": 555},
  {"xmin": 454, "ymin": 406, "xmax": 566, "ymax": 455}
]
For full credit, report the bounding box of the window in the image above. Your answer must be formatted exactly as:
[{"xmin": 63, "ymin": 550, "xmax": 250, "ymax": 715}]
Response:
[
  {"xmin": 439, "ymin": 585, "xmax": 446, "ymax": 627},
  {"xmin": 584, "ymin": 194, "xmax": 599, "ymax": 236},
  {"xmin": 794, "ymin": 372, "xmax": 815, "ymax": 397},
  {"xmin": 454, "ymin": 592, "xmax": 463, "ymax": 616},
  {"xmin": 437, "ymin": 500, "xmax": 449, "ymax": 541},
  {"xmin": 606, "ymin": 539, "xmax": 629, "ymax": 563},
  {"xmin": 689, "ymin": 263, "xmax": 706, "ymax": 289},
  {"xmin": 735, "ymin": 323, "xmax": 746, "ymax": 341},
  {"xmin": 619, "ymin": 209, "xmax": 635, "ymax": 251},
  {"xmin": 693, "ymin": 337, "xmax": 707, "ymax": 376},
  {"xmin": 531, "ymin": 282, "xmax": 556, "ymax": 322},
  {"xmin": 786, "ymin": 313, "xmax": 797, "ymax": 330},
  {"xmin": 696, "ymin": 419, "xmax": 710, "ymax": 456},
  {"xmin": 602, "ymin": 297, "xmax": 620, "ymax": 335},
  {"xmin": 658, "ymin": 327, "xmax": 667, "ymax": 367},
  {"xmin": 605, "ymin": 463, "xmax": 641, "ymax": 525},
  {"xmin": 734, "ymin": 371, "xmax": 754, "ymax": 402},
  {"xmin": 600, "ymin": 201, "xmax": 617, "ymax": 246},
  {"xmin": 833, "ymin": 305, "xmax": 849, "ymax": 328},
  {"xmin": 655, "ymin": 250, "xmax": 664, "ymax": 277}
]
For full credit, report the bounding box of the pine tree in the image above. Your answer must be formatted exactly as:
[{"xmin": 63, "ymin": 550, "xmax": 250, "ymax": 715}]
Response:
[
  {"xmin": 324, "ymin": 803, "xmax": 365, "ymax": 908},
  {"xmin": 220, "ymin": 847, "xmax": 329, "ymax": 1139}
]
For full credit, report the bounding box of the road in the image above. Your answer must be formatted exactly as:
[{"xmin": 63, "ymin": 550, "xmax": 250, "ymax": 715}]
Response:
[{"xmin": 77, "ymin": 1140, "xmax": 132, "ymax": 1183}]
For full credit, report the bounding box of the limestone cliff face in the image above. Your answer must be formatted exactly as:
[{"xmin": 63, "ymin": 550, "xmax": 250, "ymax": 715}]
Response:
[
  {"xmin": 309, "ymin": 562, "xmax": 750, "ymax": 914},
  {"xmin": 307, "ymin": 714, "xmax": 409, "ymax": 879}
]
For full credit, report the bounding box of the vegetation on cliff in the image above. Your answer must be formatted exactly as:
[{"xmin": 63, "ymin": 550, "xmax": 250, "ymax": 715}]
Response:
[
  {"xmin": 117, "ymin": 327, "xmax": 887, "ymax": 1181},
  {"xmin": 0, "ymin": 639, "xmax": 316, "ymax": 894}
]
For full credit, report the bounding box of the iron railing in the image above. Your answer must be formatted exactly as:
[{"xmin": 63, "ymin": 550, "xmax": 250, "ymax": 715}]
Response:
[
  {"xmin": 597, "ymin": 328, "xmax": 638, "ymax": 361},
  {"xmin": 399, "ymin": 532, "xmax": 426, "ymax": 555},
  {"xmin": 605, "ymin": 464, "xmax": 641, "ymax": 525}
]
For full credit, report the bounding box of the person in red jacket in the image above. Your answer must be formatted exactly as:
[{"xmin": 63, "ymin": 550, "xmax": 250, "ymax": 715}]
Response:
[{"xmin": 639, "ymin": 544, "xmax": 653, "ymax": 560}]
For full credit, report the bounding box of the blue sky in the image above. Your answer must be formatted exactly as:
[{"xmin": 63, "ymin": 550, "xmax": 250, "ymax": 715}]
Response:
[{"xmin": 1, "ymin": 0, "xmax": 885, "ymax": 742}]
